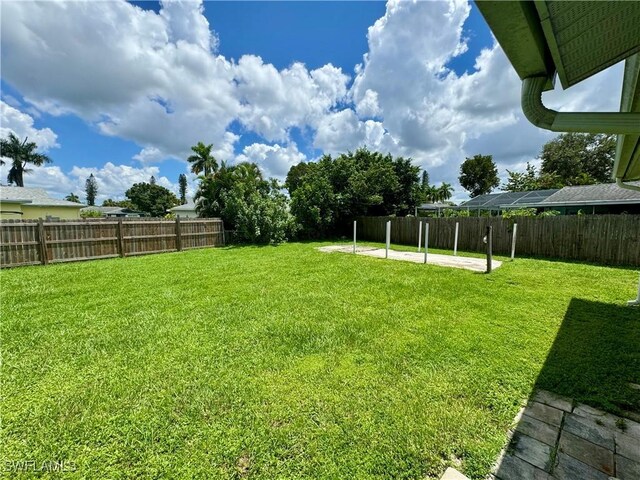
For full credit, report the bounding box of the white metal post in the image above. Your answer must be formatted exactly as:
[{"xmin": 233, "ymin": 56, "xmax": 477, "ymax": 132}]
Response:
[
  {"xmin": 423, "ymin": 222, "xmax": 429, "ymax": 264},
  {"xmin": 511, "ymin": 223, "xmax": 518, "ymax": 260},
  {"xmin": 385, "ymin": 221, "xmax": 391, "ymax": 258},
  {"xmin": 628, "ymin": 273, "xmax": 640, "ymax": 306},
  {"xmin": 418, "ymin": 221, "xmax": 422, "ymax": 252},
  {"xmin": 453, "ymin": 222, "xmax": 459, "ymax": 256},
  {"xmin": 353, "ymin": 220, "xmax": 357, "ymax": 254}
]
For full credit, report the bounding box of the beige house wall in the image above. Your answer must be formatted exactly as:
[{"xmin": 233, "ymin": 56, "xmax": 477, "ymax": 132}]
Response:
[
  {"xmin": 0, "ymin": 201, "xmax": 25, "ymax": 220},
  {"xmin": 20, "ymin": 205, "xmax": 82, "ymax": 220}
]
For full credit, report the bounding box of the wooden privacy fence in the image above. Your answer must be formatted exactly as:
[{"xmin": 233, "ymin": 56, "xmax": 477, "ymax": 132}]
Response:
[
  {"xmin": 0, "ymin": 217, "xmax": 225, "ymax": 268},
  {"xmin": 356, "ymin": 215, "xmax": 640, "ymax": 266}
]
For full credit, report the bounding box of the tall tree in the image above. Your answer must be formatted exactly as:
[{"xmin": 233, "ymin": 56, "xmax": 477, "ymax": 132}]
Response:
[
  {"xmin": 64, "ymin": 193, "xmax": 80, "ymax": 203},
  {"xmin": 421, "ymin": 170, "xmax": 430, "ymax": 189},
  {"xmin": 195, "ymin": 162, "xmax": 294, "ymax": 243},
  {"xmin": 85, "ymin": 174, "xmax": 98, "ymax": 206},
  {"xmin": 126, "ymin": 182, "xmax": 179, "ymax": 217},
  {"xmin": 540, "ymin": 133, "xmax": 615, "ymax": 185},
  {"xmin": 287, "ymin": 148, "xmax": 422, "ymax": 237},
  {"xmin": 178, "ymin": 174, "xmax": 188, "ymax": 204},
  {"xmin": 503, "ymin": 162, "xmax": 540, "ymax": 192},
  {"xmin": 0, "ymin": 133, "xmax": 52, "ymax": 187},
  {"xmin": 285, "ymin": 162, "xmax": 313, "ymax": 195},
  {"xmin": 458, "ymin": 154, "xmax": 500, "ymax": 197},
  {"xmin": 437, "ymin": 182, "xmax": 453, "ymax": 202},
  {"xmin": 188, "ymin": 142, "xmax": 218, "ymax": 177}
]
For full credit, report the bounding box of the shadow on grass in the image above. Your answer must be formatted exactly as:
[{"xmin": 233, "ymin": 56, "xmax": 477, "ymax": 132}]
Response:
[
  {"xmin": 534, "ymin": 298, "xmax": 640, "ymax": 414},
  {"xmin": 492, "ymin": 298, "xmax": 640, "ymax": 479}
]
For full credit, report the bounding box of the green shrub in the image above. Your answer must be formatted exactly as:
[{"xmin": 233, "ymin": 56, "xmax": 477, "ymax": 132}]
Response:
[
  {"xmin": 80, "ymin": 209, "xmax": 103, "ymax": 218},
  {"xmin": 538, "ymin": 210, "xmax": 560, "ymax": 217},
  {"xmin": 502, "ymin": 208, "xmax": 537, "ymax": 218}
]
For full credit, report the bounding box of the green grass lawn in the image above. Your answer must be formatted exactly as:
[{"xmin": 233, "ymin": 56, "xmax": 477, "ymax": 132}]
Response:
[{"xmin": 1, "ymin": 242, "xmax": 639, "ymax": 479}]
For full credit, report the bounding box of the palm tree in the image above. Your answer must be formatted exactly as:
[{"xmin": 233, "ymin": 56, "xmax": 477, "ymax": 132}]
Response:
[
  {"xmin": 188, "ymin": 142, "xmax": 218, "ymax": 177},
  {"xmin": 0, "ymin": 133, "xmax": 51, "ymax": 187},
  {"xmin": 437, "ymin": 182, "xmax": 454, "ymax": 202},
  {"xmin": 424, "ymin": 185, "xmax": 439, "ymax": 203},
  {"xmin": 65, "ymin": 193, "xmax": 80, "ymax": 203}
]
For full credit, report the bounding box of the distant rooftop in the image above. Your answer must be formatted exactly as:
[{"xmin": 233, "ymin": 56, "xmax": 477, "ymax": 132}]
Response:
[
  {"xmin": 169, "ymin": 202, "xmax": 196, "ymax": 212},
  {"xmin": 80, "ymin": 206, "xmax": 146, "ymax": 216},
  {"xmin": 540, "ymin": 182, "xmax": 640, "ymax": 206},
  {"xmin": 417, "ymin": 202, "xmax": 452, "ymax": 211},
  {"xmin": 458, "ymin": 183, "xmax": 640, "ymax": 210},
  {"xmin": 459, "ymin": 189, "xmax": 560, "ymax": 209},
  {"xmin": 0, "ymin": 186, "xmax": 83, "ymax": 207}
]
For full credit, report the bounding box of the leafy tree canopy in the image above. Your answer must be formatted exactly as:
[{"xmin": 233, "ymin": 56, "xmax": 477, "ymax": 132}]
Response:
[
  {"xmin": 540, "ymin": 133, "xmax": 615, "ymax": 185},
  {"xmin": 504, "ymin": 134, "xmax": 615, "ymax": 192},
  {"xmin": 64, "ymin": 193, "xmax": 80, "ymax": 203},
  {"xmin": 195, "ymin": 161, "xmax": 294, "ymax": 244},
  {"xmin": 458, "ymin": 154, "xmax": 499, "ymax": 197},
  {"xmin": 102, "ymin": 198, "xmax": 136, "ymax": 209},
  {"xmin": 288, "ymin": 148, "xmax": 421, "ymax": 238},
  {"xmin": 125, "ymin": 182, "xmax": 179, "ymax": 217}
]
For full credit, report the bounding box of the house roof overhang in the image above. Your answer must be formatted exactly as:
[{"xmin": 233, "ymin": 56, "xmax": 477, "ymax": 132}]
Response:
[{"xmin": 475, "ymin": 1, "xmax": 640, "ymax": 184}]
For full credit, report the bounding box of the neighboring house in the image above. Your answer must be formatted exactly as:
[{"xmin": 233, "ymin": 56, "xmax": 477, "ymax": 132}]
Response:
[
  {"xmin": 80, "ymin": 206, "xmax": 146, "ymax": 218},
  {"xmin": 458, "ymin": 182, "xmax": 640, "ymax": 215},
  {"xmin": 0, "ymin": 186, "xmax": 84, "ymax": 220},
  {"xmin": 168, "ymin": 202, "xmax": 198, "ymax": 218},
  {"xmin": 416, "ymin": 202, "xmax": 454, "ymax": 216}
]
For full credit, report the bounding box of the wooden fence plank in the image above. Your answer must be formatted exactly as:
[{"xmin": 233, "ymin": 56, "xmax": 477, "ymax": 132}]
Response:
[{"xmin": 0, "ymin": 217, "xmax": 224, "ymax": 268}]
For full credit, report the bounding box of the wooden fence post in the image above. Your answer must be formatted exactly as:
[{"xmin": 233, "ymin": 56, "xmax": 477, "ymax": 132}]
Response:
[
  {"xmin": 175, "ymin": 216, "xmax": 182, "ymax": 251},
  {"xmin": 116, "ymin": 219, "xmax": 125, "ymax": 257},
  {"xmin": 511, "ymin": 223, "xmax": 518, "ymax": 260},
  {"xmin": 37, "ymin": 218, "xmax": 48, "ymax": 265}
]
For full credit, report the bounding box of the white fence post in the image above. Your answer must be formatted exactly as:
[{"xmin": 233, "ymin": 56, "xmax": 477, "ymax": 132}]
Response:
[
  {"xmin": 353, "ymin": 220, "xmax": 357, "ymax": 253},
  {"xmin": 453, "ymin": 222, "xmax": 459, "ymax": 256},
  {"xmin": 418, "ymin": 221, "xmax": 422, "ymax": 252},
  {"xmin": 385, "ymin": 220, "xmax": 391, "ymax": 258},
  {"xmin": 511, "ymin": 223, "xmax": 518, "ymax": 260},
  {"xmin": 423, "ymin": 222, "xmax": 429, "ymax": 264}
]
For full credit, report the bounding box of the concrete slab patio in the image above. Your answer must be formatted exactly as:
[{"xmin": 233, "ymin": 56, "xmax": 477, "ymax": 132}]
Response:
[{"xmin": 318, "ymin": 245, "xmax": 501, "ymax": 273}]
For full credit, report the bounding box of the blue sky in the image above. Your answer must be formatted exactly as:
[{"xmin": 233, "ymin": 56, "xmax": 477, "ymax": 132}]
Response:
[{"xmin": 0, "ymin": 1, "xmax": 620, "ymax": 202}]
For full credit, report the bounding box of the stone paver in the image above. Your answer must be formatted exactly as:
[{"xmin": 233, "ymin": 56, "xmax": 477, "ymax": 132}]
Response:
[
  {"xmin": 510, "ymin": 433, "xmax": 554, "ymax": 471},
  {"xmin": 563, "ymin": 413, "xmax": 615, "ymax": 450},
  {"xmin": 553, "ymin": 453, "xmax": 610, "ymax": 480},
  {"xmin": 494, "ymin": 454, "xmax": 551, "ymax": 480},
  {"xmin": 616, "ymin": 454, "xmax": 640, "ymax": 480},
  {"xmin": 615, "ymin": 431, "xmax": 640, "ymax": 462},
  {"xmin": 525, "ymin": 401, "xmax": 564, "ymax": 427},
  {"xmin": 316, "ymin": 245, "xmax": 501, "ymax": 272},
  {"xmin": 493, "ymin": 390, "xmax": 639, "ymax": 480},
  {"xmin": 516, "ymin": 414, "xmax": 560, "ymax": 446},
  {"xmin": 574, "ymin": 403, "xmax": 640, "ymax": 439},
  {"xmin": 532, "ymin": 390, "xmax": 573, "ymax": 412},
  {"xmin": 558, "ymin": 431, "xmax": 614, "ymax": 475}
]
